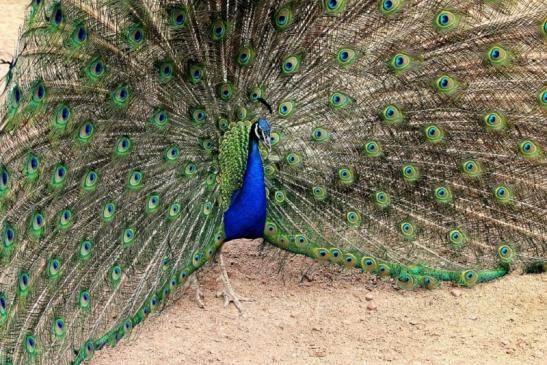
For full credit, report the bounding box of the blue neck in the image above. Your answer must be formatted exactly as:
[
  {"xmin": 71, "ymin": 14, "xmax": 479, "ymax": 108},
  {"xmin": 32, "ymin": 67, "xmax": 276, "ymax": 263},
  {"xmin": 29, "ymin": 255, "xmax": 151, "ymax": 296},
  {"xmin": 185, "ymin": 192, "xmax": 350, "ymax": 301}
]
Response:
[{"xmin": 223, "ymin": 138, "xmax": 267, "ymax": 241}]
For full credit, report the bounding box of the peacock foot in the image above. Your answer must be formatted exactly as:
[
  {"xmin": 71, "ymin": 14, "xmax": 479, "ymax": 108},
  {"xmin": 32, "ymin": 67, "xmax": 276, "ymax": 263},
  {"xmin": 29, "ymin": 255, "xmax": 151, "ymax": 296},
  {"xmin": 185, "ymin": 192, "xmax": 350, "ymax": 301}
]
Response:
[{"xmin": 216, "ymin": 251, "xmax": 253, "ymax": 314}]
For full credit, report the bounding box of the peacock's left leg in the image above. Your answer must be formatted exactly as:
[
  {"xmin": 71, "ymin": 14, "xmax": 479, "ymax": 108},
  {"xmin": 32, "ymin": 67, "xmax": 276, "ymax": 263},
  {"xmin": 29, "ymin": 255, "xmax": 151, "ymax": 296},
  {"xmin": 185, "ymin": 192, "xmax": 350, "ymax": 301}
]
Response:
[{"xmin": 217, "ymin": 244, "xmax": 253, "ymax": 313}]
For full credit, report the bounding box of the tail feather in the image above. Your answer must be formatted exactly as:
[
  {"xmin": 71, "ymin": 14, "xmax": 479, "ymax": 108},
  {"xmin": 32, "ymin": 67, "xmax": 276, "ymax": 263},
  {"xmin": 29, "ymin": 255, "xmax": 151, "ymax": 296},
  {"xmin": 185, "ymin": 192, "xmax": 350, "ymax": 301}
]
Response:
[{"xmin": 0, "ymin": 0, "xmax": 545, "ymax": 364}]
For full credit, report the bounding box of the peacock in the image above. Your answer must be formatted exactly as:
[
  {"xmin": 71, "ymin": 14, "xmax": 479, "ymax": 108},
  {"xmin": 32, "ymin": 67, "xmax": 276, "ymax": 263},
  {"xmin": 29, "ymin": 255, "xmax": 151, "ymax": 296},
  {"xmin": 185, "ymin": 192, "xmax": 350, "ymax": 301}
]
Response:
[{"xmin": 0, "ymin": 0, "xmax": 546, "ymax": 363}]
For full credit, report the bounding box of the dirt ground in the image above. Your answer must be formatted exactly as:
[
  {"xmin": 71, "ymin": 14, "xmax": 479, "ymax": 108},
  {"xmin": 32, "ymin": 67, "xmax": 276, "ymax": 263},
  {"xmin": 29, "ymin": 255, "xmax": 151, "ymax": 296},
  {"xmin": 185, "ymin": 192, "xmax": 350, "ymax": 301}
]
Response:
[
  {"xmin": 93, "ymin": 240, "xmax": 547, "ymax": 365},
  {"xmin": 1, "ymin": 2, "xmax": 546, "ymax": 365}
]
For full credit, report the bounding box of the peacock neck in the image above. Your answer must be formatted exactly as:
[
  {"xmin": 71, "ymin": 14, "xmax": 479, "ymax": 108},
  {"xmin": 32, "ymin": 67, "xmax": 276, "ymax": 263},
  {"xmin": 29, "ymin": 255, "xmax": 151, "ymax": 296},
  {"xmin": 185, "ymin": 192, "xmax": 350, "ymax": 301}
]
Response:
[{"xmin": 223, "ymin": 136, "xmax": 267, "ymax": 241}]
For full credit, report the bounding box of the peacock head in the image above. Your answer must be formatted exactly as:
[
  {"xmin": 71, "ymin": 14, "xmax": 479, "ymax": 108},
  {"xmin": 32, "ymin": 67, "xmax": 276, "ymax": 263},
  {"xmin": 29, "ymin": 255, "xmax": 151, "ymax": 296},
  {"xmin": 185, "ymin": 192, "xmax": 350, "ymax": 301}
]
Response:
[{"xmin": 254, "ymin": 117, "xmax": 272, "ymax": 151}]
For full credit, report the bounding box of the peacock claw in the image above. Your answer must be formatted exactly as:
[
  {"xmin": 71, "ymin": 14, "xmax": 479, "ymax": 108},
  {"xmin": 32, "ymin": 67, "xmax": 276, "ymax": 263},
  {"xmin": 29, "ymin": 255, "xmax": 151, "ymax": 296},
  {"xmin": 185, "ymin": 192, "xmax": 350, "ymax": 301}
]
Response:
[{"xmin": 217, "ymin": 251, "xmax": 252, "ymax": 314}]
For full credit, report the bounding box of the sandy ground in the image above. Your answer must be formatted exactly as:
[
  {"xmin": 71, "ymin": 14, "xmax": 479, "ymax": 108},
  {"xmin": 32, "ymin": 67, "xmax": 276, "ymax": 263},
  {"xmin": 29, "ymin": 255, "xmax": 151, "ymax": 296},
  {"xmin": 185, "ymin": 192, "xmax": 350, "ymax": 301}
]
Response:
[
  {"xmin": 1, "ymin": 2, "xmax": 546, "ymax": 365},
  {"xmin": 94, "ymin": 241, "xmax": 547, "ymax": 365},
  {"xmin": 0, "ymin": 1, "xmax": 25, "ymax": 91}
]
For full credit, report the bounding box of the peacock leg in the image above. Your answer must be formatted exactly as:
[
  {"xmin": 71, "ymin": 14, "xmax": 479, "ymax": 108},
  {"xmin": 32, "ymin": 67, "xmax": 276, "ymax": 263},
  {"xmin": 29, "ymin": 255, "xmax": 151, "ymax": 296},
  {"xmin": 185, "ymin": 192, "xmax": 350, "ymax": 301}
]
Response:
[
  {"xmin": 189, "ymin": 274, "xmax": 205, "ymax": 308},
  {"xmin": 217, "ymin": 247, "xmax": 252, "ymax": 313}
]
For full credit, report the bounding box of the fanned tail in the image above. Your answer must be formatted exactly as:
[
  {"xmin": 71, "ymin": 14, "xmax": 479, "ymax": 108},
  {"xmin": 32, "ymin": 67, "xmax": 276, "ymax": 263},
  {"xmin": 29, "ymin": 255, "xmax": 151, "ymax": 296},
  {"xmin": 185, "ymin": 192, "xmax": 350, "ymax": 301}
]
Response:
[
  {"xmin": 0, "ymin": 1, "xmax": 230, "ymax": 363},
  {"xmin": 0, "ymin": 1, "xmax": 545, "ymax": 364},
  {"xmin": 257, "ymin": 0, "xmax": 546, "ymax": 288}
]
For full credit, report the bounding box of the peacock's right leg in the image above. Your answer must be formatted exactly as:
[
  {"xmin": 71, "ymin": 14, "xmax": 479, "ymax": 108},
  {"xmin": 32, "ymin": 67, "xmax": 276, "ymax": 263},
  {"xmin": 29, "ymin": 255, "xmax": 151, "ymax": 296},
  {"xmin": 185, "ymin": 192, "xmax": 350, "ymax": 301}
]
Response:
[
  {"xmin": 189, "ymin": 274, "xmax": 205, "ymax": 309},
  {"xmin": 217, "ymin": 245, "xmax": 253, "ymax": 313}
]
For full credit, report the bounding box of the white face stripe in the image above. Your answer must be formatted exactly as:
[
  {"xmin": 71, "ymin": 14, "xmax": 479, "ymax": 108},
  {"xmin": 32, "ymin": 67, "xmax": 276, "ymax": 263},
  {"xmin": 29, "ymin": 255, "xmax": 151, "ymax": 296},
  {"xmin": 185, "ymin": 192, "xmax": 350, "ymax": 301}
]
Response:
[
  {"xmin": 254, "ymin": 122, "xmax": 272, "ymax": 152},
  {"xmin": 254, "ymin": 123, "xmax": 260, "ymax": 140}
]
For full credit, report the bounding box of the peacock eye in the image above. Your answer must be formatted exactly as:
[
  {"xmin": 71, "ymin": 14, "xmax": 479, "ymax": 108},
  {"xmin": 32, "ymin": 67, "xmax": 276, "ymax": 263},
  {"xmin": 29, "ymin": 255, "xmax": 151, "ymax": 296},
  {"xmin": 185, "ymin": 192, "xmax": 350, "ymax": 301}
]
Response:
[
  {"xmin": 281, "ymin": 55, "xmax": 302, "ymax": 75},
  {"xmin": 25, "ymin": 335, "xmax": 37, "ymax": 354},
  {"xmin": 209, "ymin": 18, "xmax": 227, "ymax": 41},
  {"xmin": 12, "ymin": 85, "xmax": 22, "ymax": 105},
  {"xmin": 0, "ymin": 169, "xmax": 9, "ymax": 189},
  {"xmin": 156, "ymin": 59, "xmax": 175, "ymax": 83},
  {"xmin": 31, "ymin": 81, "xmax": 46, "ymax": 102},
  {"xmin": 518, "ymin": 140, "xmax": 540, "ymax": 158},
  {"xmin": 236, "ymin": 45, "xmax": 256, "ymax": 66},
  {"xmin": 380, "ymin": 0, "xmax": 403, "ymax": 15},
  {"xmin": 439, "ymin": 14, "xmax": 449, "ymax": 25},
  {"xmin": 169, "ymin": 6, "xmax": 188, "ymax": 28},
  {"xmin": 337, "ymin": 47, "xmax": 358, "ymax": 66},
  {"xmin": 86, "ymin": 58, "xmax": 106, "ymax": 81},
  {"xmin": 390, "ymin": 53, "xmax": 412, "ymax": 72},
  {"xmin": 5, "ymin": 227, "xmax": 15, "ymax": 242},
  {"xmin": 127, "ymin": 25, "xmax": 145, "ymax": 47},
  {"xmin": 486, "ymin": 45, "xmax": 509, "ymax": 66},
  {"xmin": 273, "ymin": 4, "xmax": 295, "ymax": 30},
  {"xmin": 128, "ymin": 170, "xmax": 143, "ymax": 190},
  {"xmin": 329, "ymin": 92, "xmax": 352, "ymax": 110},
  {"xmin": 283, "ymin": 61, "xmax": 294, "ymax": 72},
  {"xmin": 439, "ymin": 77, "xmax": 449, "ymax": 88},
  {"xmin": 53, "ymin": 8, "xmax": 63, "ymax": 25},
  {"xmin": 278, "ymin": 100, "xmax": 296, "ymax": 118},
  {"xmin": 435, "ymin": 10, "xmax": 459, "ymax": 31},
  {"xmin": 494, "ymin": 185, "xmax": 512, "ymax": 204},
  {"xmin": 364, "ymin": 141, "xmax": 382, "ymax": 157},
  {"xmin": 75, "ymin": 25, "xmax": 87, "ymax": 42},
  {"xmin": 322, "ymin": 0, "xmax": 348, "ymax": 15}
]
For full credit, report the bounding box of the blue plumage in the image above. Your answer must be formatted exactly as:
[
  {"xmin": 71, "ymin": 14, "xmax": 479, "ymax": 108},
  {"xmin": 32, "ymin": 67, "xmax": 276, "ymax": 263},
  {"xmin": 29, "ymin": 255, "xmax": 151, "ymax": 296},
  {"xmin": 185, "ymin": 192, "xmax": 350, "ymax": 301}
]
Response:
[{"xmin": 223, "ymin": 137, "xmax": 267, "ymax": 240}]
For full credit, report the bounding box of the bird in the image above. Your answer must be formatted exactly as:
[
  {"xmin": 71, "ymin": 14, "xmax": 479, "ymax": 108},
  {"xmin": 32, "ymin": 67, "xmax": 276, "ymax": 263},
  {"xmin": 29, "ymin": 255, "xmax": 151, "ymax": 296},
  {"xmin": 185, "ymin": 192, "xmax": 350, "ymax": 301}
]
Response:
[{"xmin": 0, "ymin": 0, "xmax": 546, "ymax": 363}]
